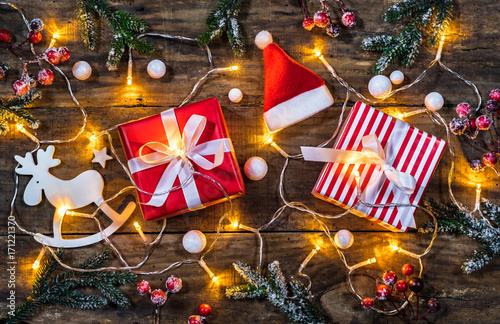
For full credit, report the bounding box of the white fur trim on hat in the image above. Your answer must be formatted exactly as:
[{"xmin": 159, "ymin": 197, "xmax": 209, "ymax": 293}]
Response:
[
  {"xmin": 255, "ymin": 30, "xmax": 273, "ymax": 50},
  {"xmin": 264, "ymin": 84, "xmax": 333, "ymax": 133}
]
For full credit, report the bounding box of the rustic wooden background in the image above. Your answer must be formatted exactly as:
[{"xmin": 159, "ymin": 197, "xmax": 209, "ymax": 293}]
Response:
[{"xmin": 1, "ymin": 0, "xmax": 499, "ymax": 323}]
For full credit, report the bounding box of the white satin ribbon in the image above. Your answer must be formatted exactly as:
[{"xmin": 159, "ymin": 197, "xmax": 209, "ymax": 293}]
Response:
[
  {"xmin": 301, "ymin": 134, "xmax": 417, "ymax": 228},
  {"xmin": 127, "ymin": 110, "xmax": 233, "ymax": 208}
]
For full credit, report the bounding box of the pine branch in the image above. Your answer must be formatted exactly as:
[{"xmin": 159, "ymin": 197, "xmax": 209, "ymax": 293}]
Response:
[
  {"xmin": 198, "ymin": 0, "xmax": 245, "ymax": 56},
  {"xmin": 362, "ymin": 0, "xmax": 453, "ymax": 73},
  {"xmin": 7, "ymin": 249, "xmax": 136, "ymax": 324},
  {"xmin": 0, "ymin": 90, "xmax": 41, "ymax": 135},
  {"xmin": 419, "ymin": 199, "xmax": 500, "ymax": 274},
  {"xmin": 227, "ymin": 261, "xmax": 325, "ymax": 324},
  {"xmin": 76, "ymin": 0, "xmax": 154, "ymax": 70}
]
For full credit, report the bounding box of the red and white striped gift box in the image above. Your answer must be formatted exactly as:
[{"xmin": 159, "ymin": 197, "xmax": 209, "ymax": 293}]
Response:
[{"xmin": 312, "ymin": 102, "xmax": 447, "ymax": 232}]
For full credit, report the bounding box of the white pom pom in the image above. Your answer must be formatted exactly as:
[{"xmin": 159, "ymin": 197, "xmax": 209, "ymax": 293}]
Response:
[
  {"xmin": 228, "ymin": 88, "xmax": 243, "ymax": 103},
  {"xmin": 334, "ymin": 229, "xmax": 354, "ymax": 249},
  {"xmin": 425, "ymin": 92, "xmax": 444, "ymax": 111},
  {"xmin": 147, "ymin": 59, "xmax": 166, "ymax": 79},
  {"xmin": 390, "ymin": 70, "xmax": 404, "ymax": 85},
  {"xmin": 72, "ymin": 61, "xmax": 92, "ymax": 81},
  {"xmin": 244, "ymin": 156, "xmax": 268, "ymax": 180},
  {"xmin": 368, "ymin": 75, "xmax": 392, "ymax": 99},
  {"xmin": 182, "ymin": 230, "xmax": 207, "ymax": 254},
  {"xmin": 255, "ymin": 30, "xmax": 273, "ymax": 50}
]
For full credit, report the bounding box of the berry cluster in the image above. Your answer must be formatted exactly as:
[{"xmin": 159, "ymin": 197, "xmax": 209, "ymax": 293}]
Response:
[
  {"xmin": 187, "ymin": 303, "xmax": 213, "ymax": 324},
  {"xmin": 301, "ymin": 0, "xmax": 356, "ymax": 38},
  {"xmin": 361, "ymin": 264, "xmax": 440, "ymax": 323},
  {"xmin": 137, "ymin": 276, "xmax": 182, "ymax": 323},
  {"xmin": 449, "ymin": 89, "xmax": 500, "ymax": 174},
  {"xmin": 0, "ymin": 18, "xmax": 70, "ymax": 96}
]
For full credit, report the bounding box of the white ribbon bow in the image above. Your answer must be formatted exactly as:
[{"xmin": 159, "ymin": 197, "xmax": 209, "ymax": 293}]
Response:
[
  {"xmin": 127, "ymin": 110, "xmax": 233, "ymax": 209},
  {"xmin": 301, "ymin": 134, "xmax": 417, "ymax": 228}
]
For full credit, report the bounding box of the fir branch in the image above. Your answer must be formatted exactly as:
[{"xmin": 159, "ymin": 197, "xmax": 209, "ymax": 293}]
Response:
[
  {"xmin": 0, "ymin": 90, "xmax": 41, "ymax": 135},
  {"xmin": 227, "ymin": 261, "xmax": 325, "ymax": 324},
  {"xmin": 76, "ymin": 0, "xmax": 154, "ymax": 70},
  {"xmin": 362, "ymin": 0, "xmax": 453, "ymax": 73},
  {"xmin": 198, "ymin": 0, "xmax": 245, "ymax": 56},
  {"xmin": 7, "ymin": 249, "xmax": 136, "ymax": 324},
  {"xmin": 419, "ymin": 199, "xmax": 500, "ymax": 274}
]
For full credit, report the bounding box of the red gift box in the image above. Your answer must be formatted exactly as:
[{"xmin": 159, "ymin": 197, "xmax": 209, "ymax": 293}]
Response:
[
  {"xmin": 302, "ymin": 102, "xmax": 447, "ymax": 232},
  {"xmin": 118, "ymin": 98, "xmax": 245, "ymax": 221}
]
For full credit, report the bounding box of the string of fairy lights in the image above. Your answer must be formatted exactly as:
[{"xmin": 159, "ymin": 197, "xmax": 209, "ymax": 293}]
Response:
[{"xmin": 4, "ymin": 1, "xmax": 494, "ymax": 316}]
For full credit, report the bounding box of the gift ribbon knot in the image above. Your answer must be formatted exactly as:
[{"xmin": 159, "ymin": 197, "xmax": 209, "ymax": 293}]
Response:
[
  {"xmin": 128, "ymin": 111, "xmax": 233, "ymax": 209},
  {"xmin": 301, "ymin": 134, "xmax": 416, "ymax": 228}
]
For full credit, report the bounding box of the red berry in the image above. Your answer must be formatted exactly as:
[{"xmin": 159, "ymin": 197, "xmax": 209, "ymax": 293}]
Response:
[
  {"xmin": 198, "ymin": 303, "xmax": 212, "ymax": 317},
  {"xmin": 137, "ymin": 280, "xmax": 151, "ymax": 296},
  {"xmin": 486, "ymin": 100, "xmax": 499, "ymax": 113},
  {"xmin": 428, "ymin": 298, "xmax": 440, "ymax": 312},
  {"xmin": 361, "ymin": 297, "xmax": 374, "ymax": 310},
  {"xmin": 376, "ymin": 284, "xmax": 391, "ymax": 300},
  {"xmin": 483, "ymin": 153, "xmax": 498, "ymax": 167},
  {"xmin": 0, "ymin": 30, "xmax": 11, "ymax": 43},
  {"xmin": 45, "ymin": 48, "xmax": 62, "ymax": 65},
  {"xmin": 342, "ymin": 12, "xmax": 357, "ymax": 28},
  {"xmin": 456, "ymin": 102, "xmax": 471, "ymax": 117},
  {"xmin": 402, "ymin": 264, "xmax": 414, "ymax": 276},
  {"xmin": 37, "ymin": 68, "xmax": 54, "ymax": 85},
  {"xmin": 188, "ymin": 315, "xmax": 202, "ymax": 324},
  {"xmin": 476, "ymin": 115, "xmax": 492, "ymax": 131},
  {"xmin": 449, "ymin": 118, "xmax": 467, "ymax": 135},
  {"xmin": 303, "ymin": 17, "xmax": 315, "ymax": 31},
  {"xmin": 470, "ymin": 159, "xmax": 485, "ymax": 173},
  {"xmin": 468, "ymin": 118, "xmax": 477, "ymax": 132},
  {"xmin": 59, "ymin": 47, "xmax": 71, "ymax": 62},
  {"xmin": 166, "ymin": 275, "xmax": 182, "ymax": 293},
  {"xmin": 150, "ymin": 289, "xmax": 167, "ymax": 306},
  {"xmin": 490, "ymin": 89, "xmax": 500, "ymax": 102},
  {"xmin": 395, "ymin": 280, "xmax": 408, "ymax": 292},
  {"xmin": 326, "ymin": 24, "xmax": 340, "ymax": 38},
  {"xmin": 314, "ymin": 11, "xmax": 330, "ymax": 28},
  {"xmin": 13, "ymin": 80, "xmax": 29, "ymax": 96},
  {"xmin": 28, "ymin": 31, "xmax": 42, "ymax": 44},
  {"xmin": 408, "ymin": 277, "xmax": 424, "ymax": 293},
  {"xmin": 383, "ymin": 271, "xmax": 397, "ymax": 285}
]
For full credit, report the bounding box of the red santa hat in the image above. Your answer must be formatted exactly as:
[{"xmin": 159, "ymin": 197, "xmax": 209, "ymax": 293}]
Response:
[{"xmin": 255, "ymin": 30, "xmax": 334, "ymax": 133}]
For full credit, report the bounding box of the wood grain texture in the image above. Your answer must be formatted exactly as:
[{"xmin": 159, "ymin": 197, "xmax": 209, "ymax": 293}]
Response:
[{"xmin": 1, "ymin": 0, "xmax": 499, "ymax": 323}]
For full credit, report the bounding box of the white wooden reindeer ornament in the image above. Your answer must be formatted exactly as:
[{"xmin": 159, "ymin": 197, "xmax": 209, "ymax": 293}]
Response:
[{"xmin": 15, "ymin": 145, "xmax": 136, "ymax": 248}]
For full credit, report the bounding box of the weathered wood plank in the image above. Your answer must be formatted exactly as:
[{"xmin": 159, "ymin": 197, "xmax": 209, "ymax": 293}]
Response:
[
  {"xmin": 1, "ymin": 233, "xmax": 498, "ymax": 322},
  {"xmin": 1, "ymin": 0, "xmax": 500, "ymax": 323}
]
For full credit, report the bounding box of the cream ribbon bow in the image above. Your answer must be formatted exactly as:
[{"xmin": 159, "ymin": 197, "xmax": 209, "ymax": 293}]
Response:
[
  {"xmin": 128, "ymin": 111, "xmax": 233, "ymax": 209},
  {"xmin": 301, "ymin": 134, "xmax": 417, "ymax": 228}
]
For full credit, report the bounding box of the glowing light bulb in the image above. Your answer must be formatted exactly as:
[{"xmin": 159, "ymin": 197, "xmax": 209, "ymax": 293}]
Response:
[
  {"xmin": 232, "ymin": 221, "xmax": 239, "ymax": 228},
  {"xmin": 16, "ymin": 124, "xmax": 39, "ymax": 143},
  {"xmin": 32, "ymin": 248, "xmax": 45, "ymax": 270},
  {"xmin": 89, "ymin": 134, "xmax": 97, "ymax": 142},
  {"xmin": 264, "ymin": 136, "xmax": 289, "ymax": 158},
  {"xmin": 49, "ymin": 34, "xmax": 59, "ymax": 48},
  {"xmin": 134, "ymin": 221, "xmax": 148, "ymax": 243},
  {"xmin": 127, "ymin": 77, "xmax": 132, "ymax": 86},
  {"xmin": 298, "ymin": 245, "xmax": 321, "ymax": 273},
  {"xmin": 350, "ymin": 257, "xmax": 377, "ymax": 271},
  {"xmin": 230, "ymin": 65, "xmax": 238, "ymax": 71},
  {"xmin": 199, "ymin": 259, "xmax": 218, "ymax": 283}
]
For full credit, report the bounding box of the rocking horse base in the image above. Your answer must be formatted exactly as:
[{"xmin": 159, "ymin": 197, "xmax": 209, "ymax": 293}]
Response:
[{"xmin": 33, "ymin": 201, "xmax": 137, "ymax": 248}]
